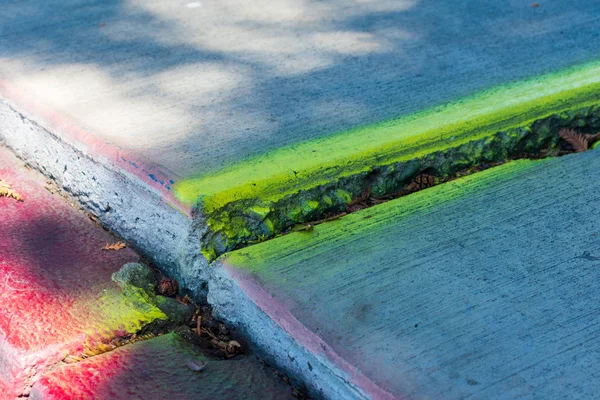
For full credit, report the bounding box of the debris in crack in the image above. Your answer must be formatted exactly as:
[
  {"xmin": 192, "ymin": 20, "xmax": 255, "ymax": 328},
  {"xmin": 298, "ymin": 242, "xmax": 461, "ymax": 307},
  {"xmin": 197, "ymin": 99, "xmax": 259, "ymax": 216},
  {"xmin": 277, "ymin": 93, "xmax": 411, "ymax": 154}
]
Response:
[
  {"xmin": 158, "ymin": 277, "xmax": 179, "ymax": 297},
  {"xmin": 197, "ymin": 108, "xmax": 600, "ymax": 259},
  {"xmin": 111, "ymin": 263, "xmax": 244, "ymax": 360},
  {"xmin": 280, "ymin": 127, "xmax": 600, "ymax": 232},
  {"xmin": 559, "ymin": 128, "xmax": 600, "ymax": 152}
]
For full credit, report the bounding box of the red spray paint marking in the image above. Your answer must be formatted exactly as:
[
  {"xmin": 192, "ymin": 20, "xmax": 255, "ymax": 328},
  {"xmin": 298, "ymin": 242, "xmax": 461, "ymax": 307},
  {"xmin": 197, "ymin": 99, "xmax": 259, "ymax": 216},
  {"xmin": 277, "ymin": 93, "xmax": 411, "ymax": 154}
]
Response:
[{"xmin": 0, "ymin": 149, "xmax": 139, "ymax": 396}]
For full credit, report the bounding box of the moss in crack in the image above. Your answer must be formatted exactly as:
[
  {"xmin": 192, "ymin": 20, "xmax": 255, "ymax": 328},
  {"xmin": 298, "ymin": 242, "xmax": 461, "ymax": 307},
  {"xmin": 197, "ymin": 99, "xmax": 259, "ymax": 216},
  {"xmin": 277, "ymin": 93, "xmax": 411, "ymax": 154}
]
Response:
[
  {"xmin": 194, "ymin": 105, "xmax": 600, "ymax": 259},
  {"xmin": 175, "ymin": 60, "xmax": 600, "ymax": 260}
]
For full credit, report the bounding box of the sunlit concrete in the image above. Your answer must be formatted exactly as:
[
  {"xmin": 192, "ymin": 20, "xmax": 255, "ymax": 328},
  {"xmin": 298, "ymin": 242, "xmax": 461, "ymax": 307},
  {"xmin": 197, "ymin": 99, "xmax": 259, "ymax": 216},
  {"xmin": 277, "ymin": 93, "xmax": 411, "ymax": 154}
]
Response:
[{"xmin": 1, "ymin": 0, "xmax": 600, "ymax": 178}]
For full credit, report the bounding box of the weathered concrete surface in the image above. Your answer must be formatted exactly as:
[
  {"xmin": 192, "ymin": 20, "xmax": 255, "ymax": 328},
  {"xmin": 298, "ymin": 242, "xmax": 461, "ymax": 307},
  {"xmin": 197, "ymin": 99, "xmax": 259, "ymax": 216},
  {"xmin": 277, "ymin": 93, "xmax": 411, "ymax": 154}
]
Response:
[
  {"xmin": 2, "ymin": 0, "xmax": 600, "ymax": 282},
  {"xmin": 2, "ymin": 1, "xmax": 600, "ymax": 275},
  {"xmin": 0, "ymin": 147, "xmax": 170, "ymax": 397},
  {"xmin": 30, "ymin": 333, "xmax": 293, "ymax": 400},
  {"xmin": 1, "ymin": 0, "xmax": 600, "ymax": 177},
  {"xmin": 0, "ymin": 147, "xmax": 292, "ymax": 399},
  {"xmin": 211, "ymin": 149, "xmax": 600, "ymax": 399},
  {"xmin": 3, "ymin": 2, "xmax": 600, "ymax": 397},
  {"xmin": 0, "ymin": 97, "xmax": 209, "ymax": 298}
]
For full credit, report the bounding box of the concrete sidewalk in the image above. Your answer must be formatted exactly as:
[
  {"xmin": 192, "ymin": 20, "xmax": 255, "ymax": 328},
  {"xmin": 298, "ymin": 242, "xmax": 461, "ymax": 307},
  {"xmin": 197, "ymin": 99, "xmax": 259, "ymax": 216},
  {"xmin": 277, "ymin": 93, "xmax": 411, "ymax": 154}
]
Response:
[
  {"xmin": 2, "ymin": 1, "xmax": 600, "ymax": 398},
  {"xmin": 30, "ymin": 333, "xmax": 291, "ymax": 400},
  {"xmin": 210, "ymin": 150, "xmax": 600, "ymax": 399},
  {"xmin": 1, "ymin": 0, "xmax": 600, "ymax": 178},
  {"xmin": 0, "ymin": 146, "xmax": 292, "ymax": 398},
  {"xmin": 2, "ymin": 1, "xmax": 600, "ymax": 286}
]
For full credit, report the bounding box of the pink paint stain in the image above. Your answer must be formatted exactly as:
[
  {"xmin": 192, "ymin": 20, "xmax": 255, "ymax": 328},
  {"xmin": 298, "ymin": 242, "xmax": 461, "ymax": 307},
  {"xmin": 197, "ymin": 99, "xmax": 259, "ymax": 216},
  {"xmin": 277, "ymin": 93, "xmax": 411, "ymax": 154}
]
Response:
[{"xmin": 0, "ymin": 149, "xmax": 139, "ymax": 396}]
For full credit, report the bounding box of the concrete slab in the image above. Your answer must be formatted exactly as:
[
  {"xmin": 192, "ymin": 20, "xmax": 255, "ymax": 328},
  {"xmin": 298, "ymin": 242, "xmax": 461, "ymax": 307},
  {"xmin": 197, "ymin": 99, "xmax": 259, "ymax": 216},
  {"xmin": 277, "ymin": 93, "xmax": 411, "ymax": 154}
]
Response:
[
  {"xmin": 210, "ymin": 149, "xmax": 600, "ymax": 399},
  {"xmin": 0, "ymin": 147, "xmax": 170, "ymax": 397},
  {"xmin": 30, "ymin": 332, "xmax": 293, "ymax": 400},
  {"xmin": 2, "ymin": 1, "xmax": 600, "ymax": 273},
  {"xmin": 1, "ymin": 0, "xmax": 600, "ymax": 178}
]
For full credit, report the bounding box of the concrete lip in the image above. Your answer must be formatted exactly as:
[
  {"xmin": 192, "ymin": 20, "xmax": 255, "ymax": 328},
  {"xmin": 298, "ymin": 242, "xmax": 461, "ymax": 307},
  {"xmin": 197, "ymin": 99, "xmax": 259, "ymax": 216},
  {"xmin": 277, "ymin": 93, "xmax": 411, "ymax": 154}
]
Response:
[
  {"xmin": 2, "ymin": 1, "xmax": 600, "ymax": 286},
  {"xmin": 210, "ymin": 150, "xmax": 600, "ymax": 399}
]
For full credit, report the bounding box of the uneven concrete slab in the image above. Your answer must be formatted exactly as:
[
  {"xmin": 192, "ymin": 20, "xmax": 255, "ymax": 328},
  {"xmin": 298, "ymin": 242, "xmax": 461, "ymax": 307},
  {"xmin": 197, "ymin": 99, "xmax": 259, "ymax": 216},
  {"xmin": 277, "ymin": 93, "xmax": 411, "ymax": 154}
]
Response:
[
  {"xmin": 30, "ymin": 332, "xmax": 293, "ymax": 400},
  {"xmin": 2, "ymin": 0, "xmax": 600, "ymax": 177},
  {"xmin": 210, "ymin": 150, "xmax": 600, "ymax": 399},
  {"xmin": 3, "ymin": 3, "xmax": 600, "ymax": 397},
  {"xmin": 0, "ymin": 147, "xmax": 170, "ymax": 397},
  {"xmin": 2, "ymin": 1, "xmax": 600, "ymax": 275}
]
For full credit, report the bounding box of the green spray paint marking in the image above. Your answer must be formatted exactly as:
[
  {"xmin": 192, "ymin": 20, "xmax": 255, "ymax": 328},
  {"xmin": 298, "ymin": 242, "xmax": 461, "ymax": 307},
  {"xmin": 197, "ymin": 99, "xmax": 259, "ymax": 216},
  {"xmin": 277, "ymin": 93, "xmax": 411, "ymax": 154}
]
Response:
[
  {"xmin": 224, "ymin": 159, "xmax": 537, "ymax": 272},
  {"xmin": 174, "ymin": 61, "xmax": 600, "ymax": 260}
]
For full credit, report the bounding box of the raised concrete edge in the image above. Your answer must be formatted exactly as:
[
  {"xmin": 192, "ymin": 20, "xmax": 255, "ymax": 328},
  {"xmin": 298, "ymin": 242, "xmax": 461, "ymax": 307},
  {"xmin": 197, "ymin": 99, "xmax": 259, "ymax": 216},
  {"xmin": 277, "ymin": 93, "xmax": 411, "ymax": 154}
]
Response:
[
  {"xmin": 208, "ymin": 262, "xmax": 396, "ymax": 400},
  {"xmin": 0, "ymin": 95, "xmax": 211, "ymax": 297}
]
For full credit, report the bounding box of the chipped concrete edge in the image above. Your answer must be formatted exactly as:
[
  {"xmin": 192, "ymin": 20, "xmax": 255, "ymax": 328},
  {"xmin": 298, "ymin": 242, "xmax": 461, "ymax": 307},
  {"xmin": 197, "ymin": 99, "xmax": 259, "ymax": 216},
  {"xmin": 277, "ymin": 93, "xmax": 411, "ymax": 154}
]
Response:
[{"xmin": 0, "ymin": 97, "xmax": 210, "ymax": 297}]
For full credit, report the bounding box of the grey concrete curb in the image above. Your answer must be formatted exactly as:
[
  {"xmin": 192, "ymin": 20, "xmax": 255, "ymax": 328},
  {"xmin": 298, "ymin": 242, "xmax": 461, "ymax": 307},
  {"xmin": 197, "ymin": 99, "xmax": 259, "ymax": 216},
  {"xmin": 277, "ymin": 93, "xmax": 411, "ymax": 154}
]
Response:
[
  {"xmin": 209, "ymin": 264, "xmax": 373, "ymax": 400},
  {"xmin": 0, "ymin": 94, "xmax": 373, "ymax": 399},
  {"xmin": 0, "ymin": 97, "xmax": 210, "ymax": 297}
]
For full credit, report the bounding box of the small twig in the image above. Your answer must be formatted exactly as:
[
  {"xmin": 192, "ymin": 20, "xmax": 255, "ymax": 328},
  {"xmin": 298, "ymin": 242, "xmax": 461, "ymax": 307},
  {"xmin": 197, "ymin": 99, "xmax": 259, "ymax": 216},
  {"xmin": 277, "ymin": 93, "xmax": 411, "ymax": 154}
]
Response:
[
  {"xmin": 102, "ymin": 241, "xmax": 126, "ymax": 251},
  {"xmin": 194, "ymin": 315, "xmax": 202, "ymax": 335},
  {"xmin": 0, "ymin": 180, "xmax": 23, "ymax": 201}
]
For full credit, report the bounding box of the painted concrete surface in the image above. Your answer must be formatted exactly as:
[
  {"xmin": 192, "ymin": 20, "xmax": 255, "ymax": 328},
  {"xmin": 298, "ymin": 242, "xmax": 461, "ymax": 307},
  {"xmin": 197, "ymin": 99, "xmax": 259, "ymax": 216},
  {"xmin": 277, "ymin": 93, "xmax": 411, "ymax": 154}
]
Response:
[
  {"xmin": 212, "ymin": 149, "xmax": 600, "ymax": 399},
  {"xmin": 1, "ymin": 0, "xmax": 600, "ymax": 180},
  {"xmin": 2, "ymin": 0, "xmax": 600, "ymax": 270},
  {"xmin": 2, "ymin": 2, "xmax": 600, "ymax": 398},
  {"xmin": 0, "ymin": 147, "xmax": 173, "ymax": 396},
  {"xmin": 0, "ymin": 96, "xmax": 210, "ymax": 299},
  {"xmin": 0, "ymin": 146, "xmax": 292, "ymax": 399},
  {"xmin": 30, "ymin": 333, "xmax": 293, "ymax": 400}
]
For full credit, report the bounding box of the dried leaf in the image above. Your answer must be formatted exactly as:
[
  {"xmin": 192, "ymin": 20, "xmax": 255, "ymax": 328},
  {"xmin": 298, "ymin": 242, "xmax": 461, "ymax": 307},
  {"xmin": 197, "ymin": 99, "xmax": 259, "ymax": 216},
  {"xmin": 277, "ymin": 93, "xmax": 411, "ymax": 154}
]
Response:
[
  {"xmin": 102, "ymin": 241, "xmax": 126, "ymax": 251},
  {"xmin": 345, "ymin": 187, "xmax": 372, "ymax": 213},
  {"xmin": 186, "ymin": 360, "xmax": 208, "ymax": 372},
  {"xmin": 0, "ymin": 180, "xmax": 23, "ymax": 201},
  {"xmin": 158, "ymin": 277, "xmax": 178, "ymax": 296},
  {"xmin": 588, "ymin": 132, "xmax": 600, "ymax": 147},
  {"xmin": 559, "ymin": 128, "xmax": 589, "ymax": 152}
]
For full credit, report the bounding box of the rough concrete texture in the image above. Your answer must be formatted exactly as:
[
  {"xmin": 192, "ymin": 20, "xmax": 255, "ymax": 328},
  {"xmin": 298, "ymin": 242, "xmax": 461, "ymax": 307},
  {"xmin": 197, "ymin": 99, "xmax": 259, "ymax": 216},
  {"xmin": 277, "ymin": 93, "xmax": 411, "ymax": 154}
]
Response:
[
  {"xmin": 188, "ymin": 99, "xmax": 600, "ymax": 260},
  {"xmin": 2, "ymin": 1, "xmax": 600, "ymax": 273},
  {"xmin": 30, "ymin": 333, "xmax": 293, "ymax": 400},
  {"xmin": 2, "ymin": 2, "xmax": 600, "ymax": 398},
  {"xmin": 211, "ymin": 149, "xmax": 600, "ymax": 399},
  {"xmin": 1, "ymin": 0, "xmax": 600, "ymax": 178},
  {"xmin": 0, "ymin": 147, "xmax": 172, "ymax": 397},
  {"xmin": 0, "ymin": 99, "xmax": 211, "ymax": 298}
]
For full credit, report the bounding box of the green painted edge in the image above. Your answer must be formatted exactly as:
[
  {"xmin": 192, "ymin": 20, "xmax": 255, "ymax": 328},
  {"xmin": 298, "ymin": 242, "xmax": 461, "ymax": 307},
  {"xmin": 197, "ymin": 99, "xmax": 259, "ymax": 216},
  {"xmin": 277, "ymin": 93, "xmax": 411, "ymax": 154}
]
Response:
[
  {"xmin": 174, "ymin": 60, "xmax": 600, "ymax": 210},
  {"xmin": 223, "ymin": 159, "xmax": 540, "ymax": 272}
]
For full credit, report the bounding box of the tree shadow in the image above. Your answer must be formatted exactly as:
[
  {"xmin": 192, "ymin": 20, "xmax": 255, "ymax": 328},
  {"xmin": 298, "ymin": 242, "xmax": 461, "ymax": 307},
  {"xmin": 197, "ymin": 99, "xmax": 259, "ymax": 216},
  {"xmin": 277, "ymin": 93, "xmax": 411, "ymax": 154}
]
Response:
[
  {"xmin": 3, "ymin": 1, "xmax": 600, "ymax": 397},
  {"xmin": 2, "ymin": 0, "xmax": 600, "ymax": 177}
]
